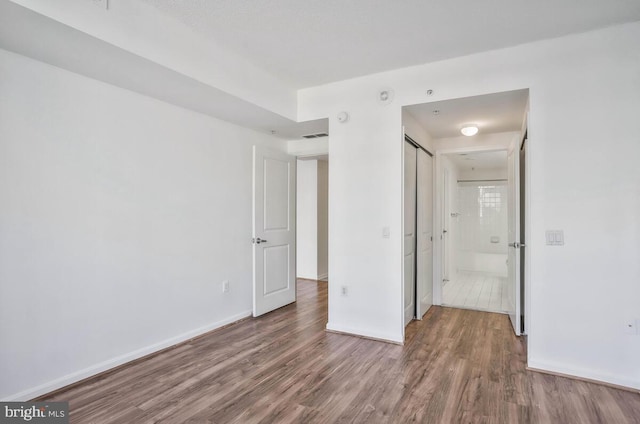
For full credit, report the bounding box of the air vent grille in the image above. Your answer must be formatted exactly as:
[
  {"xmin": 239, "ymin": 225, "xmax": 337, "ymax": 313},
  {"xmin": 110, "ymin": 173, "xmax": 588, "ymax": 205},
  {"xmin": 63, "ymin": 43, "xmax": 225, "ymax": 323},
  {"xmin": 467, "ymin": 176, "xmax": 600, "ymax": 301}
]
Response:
[{"xmin": 302, "ymin": 132, "xmax": 329, "ymax": 139}]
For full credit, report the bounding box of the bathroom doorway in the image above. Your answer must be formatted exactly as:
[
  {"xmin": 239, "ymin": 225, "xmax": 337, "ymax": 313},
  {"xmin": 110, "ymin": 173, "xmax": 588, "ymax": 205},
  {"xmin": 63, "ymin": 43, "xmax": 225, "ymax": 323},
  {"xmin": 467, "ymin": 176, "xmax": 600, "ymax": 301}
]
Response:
[{"xmin": 440, "ymin": 150, "xmax": 509, "ymax": 313}]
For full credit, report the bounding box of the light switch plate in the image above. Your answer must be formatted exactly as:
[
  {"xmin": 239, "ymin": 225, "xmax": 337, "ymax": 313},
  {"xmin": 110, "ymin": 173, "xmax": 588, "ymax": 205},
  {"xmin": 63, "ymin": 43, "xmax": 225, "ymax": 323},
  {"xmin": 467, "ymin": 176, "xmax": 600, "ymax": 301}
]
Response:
[
  {"xmin": 545, "ymin": 230, "xmax": 564, "ymax": 246},
  {"xmin": 382, "ymin": 226, "xmax": 390, "ymax": 238}
]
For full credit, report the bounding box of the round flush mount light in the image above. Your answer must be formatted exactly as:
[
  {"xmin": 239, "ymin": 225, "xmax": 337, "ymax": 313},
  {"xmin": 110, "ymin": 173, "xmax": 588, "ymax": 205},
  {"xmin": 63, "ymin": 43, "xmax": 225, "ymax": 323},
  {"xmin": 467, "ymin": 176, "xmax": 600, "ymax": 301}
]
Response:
[
  {"xmin": 377, "ymin": 88, "xmax": 394, "ymax": 105},
  {"xmin": 460, "ymin": 125, "xmax": 479, "ymax": 136},
  {"xmin": 337, "ymin": 111, "xmax": 349, "ymax": 123}
]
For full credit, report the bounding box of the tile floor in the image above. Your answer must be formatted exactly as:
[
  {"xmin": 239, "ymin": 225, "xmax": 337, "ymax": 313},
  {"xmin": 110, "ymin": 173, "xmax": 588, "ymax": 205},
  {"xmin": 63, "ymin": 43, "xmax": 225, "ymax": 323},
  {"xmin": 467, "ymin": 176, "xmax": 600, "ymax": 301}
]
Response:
[{"xmin": 442, "ymin": 270, "xmax": 510, "ymax": 314}]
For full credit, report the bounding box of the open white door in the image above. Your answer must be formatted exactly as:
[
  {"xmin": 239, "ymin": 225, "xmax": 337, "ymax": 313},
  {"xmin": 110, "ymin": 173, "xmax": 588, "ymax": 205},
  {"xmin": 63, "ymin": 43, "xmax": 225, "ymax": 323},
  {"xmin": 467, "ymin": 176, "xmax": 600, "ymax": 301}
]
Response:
[
  {"xmin": 404, "ymin": 142, "xmax": 417, "ymax": 326},
  {"xmin": 507, "ymin": 146, "xmax": 522, "ymax": 335},
  {"xmin": 252, "ymin": 145, "xmax": 296, "ymax": 317},
  {"xmin": 416, "ymin": 150, "xmax": 433, "ymax": 318}
]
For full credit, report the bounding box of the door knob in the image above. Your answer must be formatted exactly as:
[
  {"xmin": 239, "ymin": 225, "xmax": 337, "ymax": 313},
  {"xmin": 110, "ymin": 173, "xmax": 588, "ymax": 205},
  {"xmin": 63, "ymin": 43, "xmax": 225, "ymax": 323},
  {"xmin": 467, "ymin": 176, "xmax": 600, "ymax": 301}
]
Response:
[{"xmin": 253, "ymin": 237, "xmax": 268, "ymax": 244}]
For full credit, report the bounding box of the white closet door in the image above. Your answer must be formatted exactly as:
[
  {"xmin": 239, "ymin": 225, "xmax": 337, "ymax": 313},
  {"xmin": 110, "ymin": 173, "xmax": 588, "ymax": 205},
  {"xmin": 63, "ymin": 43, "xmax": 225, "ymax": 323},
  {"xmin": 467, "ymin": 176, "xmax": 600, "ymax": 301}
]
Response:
[
  {"xmin": 404, "ymin": 142, "xmax": 417, "ymax": 326},
  {"xmin": 416, "ymin": 150, "xmax": 433, "ymax": 318}
]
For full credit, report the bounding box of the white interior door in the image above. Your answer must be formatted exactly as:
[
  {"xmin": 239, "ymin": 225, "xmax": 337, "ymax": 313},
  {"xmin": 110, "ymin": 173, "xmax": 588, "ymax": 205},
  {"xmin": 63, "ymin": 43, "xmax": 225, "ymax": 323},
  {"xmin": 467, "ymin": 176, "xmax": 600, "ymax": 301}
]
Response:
[
  {"xmin": 253, "ymin": 145, "xmax": 296, "ymax": 317},
  {"xmin": 507, "ymin": 146, "xmax": 522, "ymax": 335},
  {"xmin": 404, "ymin": 142, "xmax": 417, "ymax": 326},
  {"xmin": 442, "ymin": 168, "xmax": 450, "ymax": 284},
  {"xmin": 416, "ymin": 150, "xmax": 433, "ymax": 318}
]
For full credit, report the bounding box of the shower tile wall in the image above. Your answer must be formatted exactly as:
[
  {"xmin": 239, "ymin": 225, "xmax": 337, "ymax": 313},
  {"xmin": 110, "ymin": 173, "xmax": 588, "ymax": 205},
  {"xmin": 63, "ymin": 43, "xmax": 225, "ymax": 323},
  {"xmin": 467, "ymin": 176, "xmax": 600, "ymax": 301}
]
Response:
[
  {"xmin": 443, "ymin": 181, "xmax": 509, "ymax": 314},
  {"xmin": 456, "ymin": 182, "xmax": 508, "ymax": 275}
]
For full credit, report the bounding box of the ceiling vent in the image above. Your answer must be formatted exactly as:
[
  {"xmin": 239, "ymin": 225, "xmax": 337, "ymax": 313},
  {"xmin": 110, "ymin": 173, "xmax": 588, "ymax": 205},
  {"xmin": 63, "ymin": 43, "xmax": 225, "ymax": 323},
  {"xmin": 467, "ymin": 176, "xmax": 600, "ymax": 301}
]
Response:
[{"xmin": 302, "ymin": 132, "xmax": 329, "ymax": 139}]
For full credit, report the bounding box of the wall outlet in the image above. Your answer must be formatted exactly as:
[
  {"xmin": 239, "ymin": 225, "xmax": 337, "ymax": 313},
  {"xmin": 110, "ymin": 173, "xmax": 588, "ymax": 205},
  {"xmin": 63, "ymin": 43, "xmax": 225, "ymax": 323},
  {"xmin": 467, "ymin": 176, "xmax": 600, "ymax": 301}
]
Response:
[
  {"xmin": 341, "ymin": 286, "xmax": 348, "ymax": 296},
  {"xmin": 623, "ymin": 320, "xmax": 637, "ymax": 335},
  {"xmin": 222, "ymin": 280, "xmax": 229, "ymax": 293}
]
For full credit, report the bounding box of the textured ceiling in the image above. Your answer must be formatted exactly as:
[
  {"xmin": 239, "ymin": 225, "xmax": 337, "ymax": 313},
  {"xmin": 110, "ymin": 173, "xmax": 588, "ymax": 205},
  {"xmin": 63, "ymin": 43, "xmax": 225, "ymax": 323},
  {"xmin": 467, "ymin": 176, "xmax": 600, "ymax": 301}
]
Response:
[
  {"xmin": 139, "ymin": 0, "xmax": 640, "ymax": 88},
  {"xmin": 405, "ymin": 89, "xmax": 529, "ymax": 139}
]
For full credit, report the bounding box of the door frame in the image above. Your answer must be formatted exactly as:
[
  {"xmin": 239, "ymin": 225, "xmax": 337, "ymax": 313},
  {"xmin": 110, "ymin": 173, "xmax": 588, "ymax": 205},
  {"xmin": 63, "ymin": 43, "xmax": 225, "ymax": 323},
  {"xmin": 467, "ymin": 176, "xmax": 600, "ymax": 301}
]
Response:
[
  {"xmin": 520, "ymin": 110, "xmax": 530, "ymax": 336},
  {"xmin": 442, "ymin": 166, "xmax": 450, "ymax": 285},
  {"xmin": 434, "ymin": 145, "xmax": 514, "ymax": 308}
]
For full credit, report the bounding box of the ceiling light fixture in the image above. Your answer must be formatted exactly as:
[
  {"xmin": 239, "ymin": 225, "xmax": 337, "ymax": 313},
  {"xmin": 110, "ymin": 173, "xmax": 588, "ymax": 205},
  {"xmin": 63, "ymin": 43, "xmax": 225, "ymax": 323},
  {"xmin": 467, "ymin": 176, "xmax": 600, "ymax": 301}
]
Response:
[{"xmin": 460, "ymin": 125, "xmax": 479, "ymax": 136}]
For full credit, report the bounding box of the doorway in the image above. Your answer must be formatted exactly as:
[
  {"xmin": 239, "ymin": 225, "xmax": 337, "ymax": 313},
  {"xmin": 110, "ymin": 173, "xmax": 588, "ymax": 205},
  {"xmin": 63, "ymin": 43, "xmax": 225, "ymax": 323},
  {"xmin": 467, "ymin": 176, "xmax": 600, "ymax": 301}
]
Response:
[
  {"xmin": 440, "ymin": 150, "xmax": 509, "ymax": 314},
  {"xmin": 296, "ymin": 155, "xmax": 329, "ymax": 282},
  {"xmin": 403, "ymin": 88, "xmax": 529, "ymax": 336}
]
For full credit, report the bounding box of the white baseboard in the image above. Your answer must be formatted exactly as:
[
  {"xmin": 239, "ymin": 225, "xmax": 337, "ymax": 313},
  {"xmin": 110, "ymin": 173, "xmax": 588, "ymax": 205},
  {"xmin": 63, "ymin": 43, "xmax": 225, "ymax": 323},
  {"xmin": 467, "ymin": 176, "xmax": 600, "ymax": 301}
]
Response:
[
  {"xmin": 3, "ymin": 310, "xmax": 252, "ymax": 401},
  {"xmin": 326, "ymin": 322, "xmax": 403, "ymax": 344},
  {"xmin": 527, "ymin": 358, "xmax": 640, "ymax": 392},
  {"xmin": 297, "ymin": 274, "xmax": 328, "ymax": 281}
]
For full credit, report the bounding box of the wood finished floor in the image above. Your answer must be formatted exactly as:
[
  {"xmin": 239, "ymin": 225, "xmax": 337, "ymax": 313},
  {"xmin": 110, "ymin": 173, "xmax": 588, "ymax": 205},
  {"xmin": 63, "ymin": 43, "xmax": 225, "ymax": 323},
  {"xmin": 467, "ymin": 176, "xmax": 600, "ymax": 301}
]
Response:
[{"xmin": 43, "ymin": 280, "xmax": 640, "ymax": 423}]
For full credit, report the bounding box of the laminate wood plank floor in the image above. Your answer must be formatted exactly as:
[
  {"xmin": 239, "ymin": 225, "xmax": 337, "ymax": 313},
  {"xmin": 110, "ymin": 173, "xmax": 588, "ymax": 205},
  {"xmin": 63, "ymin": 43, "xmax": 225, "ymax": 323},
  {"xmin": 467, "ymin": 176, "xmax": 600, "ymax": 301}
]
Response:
[{"xmin": 42, "ymin": 280, "xmax": 640, "ymax": 423}]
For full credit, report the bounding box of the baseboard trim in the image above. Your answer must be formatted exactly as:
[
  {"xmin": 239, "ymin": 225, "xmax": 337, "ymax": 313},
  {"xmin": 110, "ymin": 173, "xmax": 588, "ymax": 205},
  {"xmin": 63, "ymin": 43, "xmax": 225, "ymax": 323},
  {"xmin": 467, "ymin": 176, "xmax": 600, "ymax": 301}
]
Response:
[
  {"xmin": 297, "ymin": 277, "xmax": 326, "ymax": 284},
  {"xmin": 527, "ymin": 360, "xmax": 640, "ymax": 393},
  {"xmin": 325, "ymin": 322, "xmax": 403, "ymax": 345},
  {"xmin": 317, "ymin": 273, "xmax": 328, "ymax": 281},
  {"xmin": 4, "ymin": 310, "xmax": 252, "ymax": 402}
]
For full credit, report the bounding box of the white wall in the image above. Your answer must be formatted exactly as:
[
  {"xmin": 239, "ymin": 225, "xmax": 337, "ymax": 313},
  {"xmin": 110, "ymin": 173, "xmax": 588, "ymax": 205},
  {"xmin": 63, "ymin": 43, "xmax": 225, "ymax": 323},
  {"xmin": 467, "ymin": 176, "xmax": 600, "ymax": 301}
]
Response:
[
  {"xmin": 317, "ymin": 160, "xmax": 329, "ymax": 280},
  {"xmin": 287, "ymin": 137, "xmax": 329, "ymax": 157},
  {"xmin": 402, "ymin": 110, "xmax": 434, "ymax": 152},
  {"xmin": 299, "ymin": 22, "xmax": 640, "ymax": 389},
  {"xmin": 296, "ymin": 160, "xmax": 319, "ymax": 279},
  {"xmin": 458, "ymin": 167, "xmax": 507, "ymax": 181},
  {"xmin": 296, "ymin": 159, "xmax": 329, "ymax": 281},
  {"xmin": 0, "ymin": 49, "xmax": 286, "ymax": 400},
  {"xmin": 8, "ymin": 0, "xmax": 296, "ymax": 119}
]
